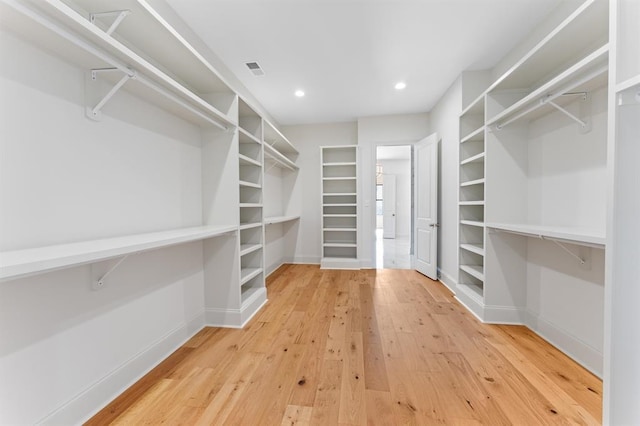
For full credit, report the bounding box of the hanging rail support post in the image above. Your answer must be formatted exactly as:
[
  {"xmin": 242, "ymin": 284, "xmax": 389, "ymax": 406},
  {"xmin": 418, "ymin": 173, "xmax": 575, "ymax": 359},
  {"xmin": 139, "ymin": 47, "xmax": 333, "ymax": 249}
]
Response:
[
  {"xmin": 93, "ymin": 254, "xmax": 130, "ymax": 290},
  {"xmin": 89, "ymin": 10, "xmax": 131, "ymax": 35},
  {"xmin": 87, "ymin": 68, "xmax": 135, "ymax": 120}
]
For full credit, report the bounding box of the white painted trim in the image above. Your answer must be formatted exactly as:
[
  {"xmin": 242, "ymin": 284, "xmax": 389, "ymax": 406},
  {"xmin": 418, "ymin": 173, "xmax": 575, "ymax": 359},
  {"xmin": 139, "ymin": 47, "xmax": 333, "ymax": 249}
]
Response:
[
  {"xmin": 40, "ymin": 310, "xmax": 206, "ymax": 425},
  {"xmin": 265, "ymin": 259, "xmax": 285, "ymax": 277},
  {"xmin": 438, "ymin": 268, "xmax": 457, "ymax": 294},
  {"xmin": 291, "ymin": 256, "xmax": 321, "ymax": 265},
  {"xmin": 359, "ymin": 257, "xmax": 373, "ymax": 269},
  {"xmin": 205, "ymin": 288, "xmax": 267, "ymax": 328},
  {"xmin": 524, "ymin": 310, "xmax": 603, "ymax": 378},
  {"xmin": 454, "ymin": 287, "xmax": 484, "ymax": 322},
  {"xmin": 320, "ymin": 257, "xmax": 361, "ymax": 269},
  {"xmin": 483, "ymin": 304, "xmax": 526, "ymax": 324}
]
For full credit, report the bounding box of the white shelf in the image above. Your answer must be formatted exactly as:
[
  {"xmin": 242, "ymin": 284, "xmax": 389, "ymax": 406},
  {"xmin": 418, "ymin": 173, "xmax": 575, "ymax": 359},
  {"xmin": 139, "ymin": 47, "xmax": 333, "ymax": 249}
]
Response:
[
  {"xmin": 240, "ymin": 243, "xmax": 262, "ymax": 257},
  {"xmin": 263, "ymin": 120, "xmax": 298, "ymax": 155},
  {"xmin": 239, "ymin": 203, "xmax": 262, "ymax": 208},
  {"xmin": 486, "ymin": 223, "xmax": 605, "ymax": 248},
  {"xmin": 323, "ymin": 243, "xmax": 357, "ymax": 248},
  {"xmin": 0, "ymin": 0, "xmax": 236, "ymax": 129},
  {"xmin": 239, "ymin": 180, "xmax": 261, "ymax": 189},
  {"xmin": 461, "ymin": 93, "xmax": 485, "ymax": 117},
  {"xmin": 616, "ymin": 74, "xmax": 640, "ymax": 93},
  {"xmin": 460, "ymin": 243, "xmax": 485, "ymax": 256},
  {"xmin": 263, "ymin": 143, "xmax": 298, "ymax": 171},
  {"xmin": 323, "ymin": 214, "xmax": 357, "ymax": 218},
  {"xmin": 458, "ymin": 282, "xmax": 484, "ymax": 302},
  {"xmin": 241, "ymin": 285, "xmax": 264, "ymax": 305},
  {"xmin": 460, "ymin": 178, "xmax": 485, "ymax": 187},
  {"xmin": 323, "ymin": 228, "xmax": 357, "ymax": 232},
  {"xmin": 460, "ymin": 126, "xmax": 484, "ymax": 143},
  {"xmin": 460, "ymin": 264, "xmax": 485, "ymax": 281},
  {"xmin": 460, "ymin": 220, "xmax": 485, "ymax": 228},
  {"xmin": 264, "ymin": 215, "xmax": 300, "ymax": 225},
  {"xmin": 0, "ymin": 225, "xmax": 237, "ymax": 283},
  {"xmin": 459, "ymin": 201, "xmax": 485, "ymax": 206},
  {"xmin": 323, "ymin": 162, "xmax": 356, "ymax": 167},
  {"xmin": 322, "ymin": 177, "xmax": 356, "ymax": 181},
  {"xmin": 460, "ymin": 152, "xmax": 485, "ymax": 165},
  {"xmin": 239, "ymin": 222, "xmax": 262, "ymax": 231},
  {"xmin": 323, "ymin": 192, "xmax": 357, "ymax": 196},
  {"xmin": 488, "ymin": 45, "xmax": 609, "ymax": 128},
  {"xmin": 240, "ymin": 267, "xmax": 263, "ymax": 285},
  {"xmin": 238, "ymin": 127, "xmax": 262, "ymax": 145},
  {"xmin": 323, "ymin": 204, "xmax": 357, "ymax": 207},
  {"xmin": 486, "ymin": 0, "xmax": 608, "ymax": 93},
  {"xmin": 238, "ymin": 154, "xmax": 261, "ymax": 167}
]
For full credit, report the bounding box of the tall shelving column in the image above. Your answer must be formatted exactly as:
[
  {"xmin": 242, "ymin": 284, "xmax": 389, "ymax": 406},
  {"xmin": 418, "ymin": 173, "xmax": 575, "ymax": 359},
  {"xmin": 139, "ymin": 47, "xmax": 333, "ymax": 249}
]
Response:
[
  {"xmin": 237, "ymin": 99, "xmax": 266, "ymax": 319},
  {"xmin": 604, "ymin": 0, "xmax": 640, "ymax": 423},
  {"xmin": 457, "ymin": 96, "xmax": 486, "ymax": 313},
  {"xmin": 320, "ymin": 145, "xmax": 359, "ymax": 269}
]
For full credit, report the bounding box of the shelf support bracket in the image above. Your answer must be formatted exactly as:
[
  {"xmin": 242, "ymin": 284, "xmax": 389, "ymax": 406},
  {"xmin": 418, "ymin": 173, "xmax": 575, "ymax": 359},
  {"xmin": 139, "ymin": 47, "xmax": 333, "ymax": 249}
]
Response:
[
  {"xmin": 90, "ymin": 10, "xmax": 131, "ymax": 36},
  {"xmin": 87, "ymin": 68, "xmax": 135, "ymax": 120},
  {"xmin": 540, "ymin": 236, "xmax": 585, "ymax": 265},
  {"xmin": 544, "ymin": 99, "xmax": 587, "ymax": 128},
  {"xmin": 93, "ymin": 254, "xmax": 129, "ymax": 290}
]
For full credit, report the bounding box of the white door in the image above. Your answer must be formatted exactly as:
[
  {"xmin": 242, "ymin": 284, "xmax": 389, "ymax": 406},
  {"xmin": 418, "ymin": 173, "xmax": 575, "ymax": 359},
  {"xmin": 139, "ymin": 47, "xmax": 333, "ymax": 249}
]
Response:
[
  {"xmin": 414, "ymin": 133, "xmax": 439, "ymax": 280},
  {"xmin": 382, "ymin": 174, "xmax": 396, "ymax": 239}
]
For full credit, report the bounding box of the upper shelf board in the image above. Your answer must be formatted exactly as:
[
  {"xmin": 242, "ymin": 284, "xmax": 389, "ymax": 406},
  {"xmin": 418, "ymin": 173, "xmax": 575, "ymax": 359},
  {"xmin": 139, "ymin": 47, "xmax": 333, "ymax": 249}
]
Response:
[
  {"xmin": 263, "ymin": 120, "xmax": 298, "ymax": 155},
  {"xmin": 486, "ymin": 222, "xmax": 605, "ymax": 248},
  {"xmin": 0, "ymin": 0, "xmax": 237, "ymax": 128},
  {"xmin": 487, "ymin": 0, "xmax": 608, "ymax": 93},
  {"xmin": 0, "ymin": 225, "xmax": 237, "ymax": 283},
  {"xmin": 264, "ymin": 143, "xmax": 298, "ymax": 171},
  {"xmin": 264, "ymin": 215, "xmax": 300, "ymax": 225}
]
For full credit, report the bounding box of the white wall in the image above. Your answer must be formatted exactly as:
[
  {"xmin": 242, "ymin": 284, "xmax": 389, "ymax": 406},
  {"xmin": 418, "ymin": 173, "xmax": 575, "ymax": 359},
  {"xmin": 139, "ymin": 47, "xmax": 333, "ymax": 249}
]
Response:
[
  {"xmin": 377, "ymin": 159, "xmax": 411, "ymax": 238},
  {"xmin": 280, "ymin": 122, "xmax": 358, "ymax": 264},
  {"xmin": 0, "ymin": 30, "xmax": 208, "ymax": 424},
  {"xmin": 357, "ymin": 113, "xmax": 430, "ymax": 268},
  {"xmin": 428, "ymin": 78, "xmax": 462, "ymax": 290}
]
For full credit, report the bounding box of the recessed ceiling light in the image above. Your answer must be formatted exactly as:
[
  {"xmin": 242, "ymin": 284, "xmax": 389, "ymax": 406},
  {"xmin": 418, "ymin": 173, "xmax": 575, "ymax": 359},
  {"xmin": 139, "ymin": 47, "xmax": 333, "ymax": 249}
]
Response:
[
  {"xmin": 295, "ymin": 90, "xmax": 305, "ymax": 97},
  {"xmin": 395, "ymin": 82, "xmax": 407, "ymax": 90}
]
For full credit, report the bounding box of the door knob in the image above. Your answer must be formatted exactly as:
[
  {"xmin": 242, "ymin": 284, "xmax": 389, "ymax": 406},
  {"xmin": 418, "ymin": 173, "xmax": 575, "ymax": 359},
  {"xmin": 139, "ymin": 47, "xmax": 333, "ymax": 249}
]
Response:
[{"xmin": 429, "ymin": 223, "xmax": 440, "ymax": 228}]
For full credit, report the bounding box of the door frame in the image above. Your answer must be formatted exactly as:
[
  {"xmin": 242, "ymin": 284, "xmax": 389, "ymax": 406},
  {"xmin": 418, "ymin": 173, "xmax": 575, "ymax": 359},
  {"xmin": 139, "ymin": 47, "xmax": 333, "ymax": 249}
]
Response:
[{"xmin": 371, "ymin": 140, "xmax": 418, "ymax": 268}]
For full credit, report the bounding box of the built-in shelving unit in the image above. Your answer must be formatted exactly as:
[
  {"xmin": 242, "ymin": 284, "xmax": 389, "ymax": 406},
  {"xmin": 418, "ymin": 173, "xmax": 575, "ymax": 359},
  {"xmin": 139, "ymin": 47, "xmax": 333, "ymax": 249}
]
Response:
[
  {"xmin": 0, "ymin": 0, "xmax": 237, "ymax": 128},
  {"xmin": 261, "ymin": 118, "xmax": 300, "ymax": 276},
  {"xmin": 458, "ymin": 93, "xmax": 486, "ymax": 307},
  {"xmin": 237, "ymin": 98, "xmax": 265, "ymax": 308},
  {"xmin": 321, "ymin": 146, "xmax": 359, "ymax": 269},
  {"xmin": 456, "ymin": 0, "xmax": 610, "ymax": 379}
]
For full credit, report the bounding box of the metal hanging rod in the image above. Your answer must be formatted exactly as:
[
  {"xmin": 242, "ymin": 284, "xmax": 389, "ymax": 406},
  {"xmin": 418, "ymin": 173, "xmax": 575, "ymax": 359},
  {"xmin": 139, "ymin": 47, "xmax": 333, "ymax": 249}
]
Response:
[
  {"xmin": 89, "ymin": 10, "xmax": 131, "ymax": 35},
  {"xmin": 495, "ymin": 64, "xmax": 607, "ymax": 130},
  {"xmin": 6, "ymin": 0, "xmax": 229, "ymax": 131}
]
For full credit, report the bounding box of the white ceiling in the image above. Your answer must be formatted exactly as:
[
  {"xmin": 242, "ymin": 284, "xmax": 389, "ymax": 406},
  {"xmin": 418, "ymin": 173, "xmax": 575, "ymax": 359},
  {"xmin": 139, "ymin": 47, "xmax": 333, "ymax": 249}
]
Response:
[{"xmin": 165, "ymin": 0, "xmax": 561, "ymax": 125}]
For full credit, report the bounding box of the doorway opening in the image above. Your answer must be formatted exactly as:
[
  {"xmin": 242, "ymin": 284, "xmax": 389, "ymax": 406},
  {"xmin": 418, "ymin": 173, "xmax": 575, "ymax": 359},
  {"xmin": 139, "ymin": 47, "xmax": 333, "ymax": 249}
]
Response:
[{"xmin": 375, "ymin": 145, "xmax": 412, "ymax": 269}]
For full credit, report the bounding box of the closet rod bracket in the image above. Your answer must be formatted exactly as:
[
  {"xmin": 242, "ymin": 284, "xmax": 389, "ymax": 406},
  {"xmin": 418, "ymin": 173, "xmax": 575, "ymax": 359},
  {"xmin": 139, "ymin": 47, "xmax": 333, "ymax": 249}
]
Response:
[
  {"xmin": 542, "ymin": 98, "xmax": 588, "ymax": 128},
  {"xmin": 87, "ymin": 68, "xmax": 135, "ymax": 121},
  {"xmin": 89, "ymin": 10, "xmax": 131, "ymax": 36},
  {"xmin": 93, "ymin": 254, "xmax": 130, "ymax": 290},
  {"xmin": 540, "ymin": 235, "xmax": 586, "ymax": 265}
]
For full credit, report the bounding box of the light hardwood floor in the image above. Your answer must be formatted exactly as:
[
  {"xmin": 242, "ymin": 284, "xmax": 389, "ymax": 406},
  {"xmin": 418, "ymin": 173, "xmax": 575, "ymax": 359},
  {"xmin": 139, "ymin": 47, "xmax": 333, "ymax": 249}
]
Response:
[{"xmin": 87, "ymin": 265, "xmax": 602, "ymax": 425}]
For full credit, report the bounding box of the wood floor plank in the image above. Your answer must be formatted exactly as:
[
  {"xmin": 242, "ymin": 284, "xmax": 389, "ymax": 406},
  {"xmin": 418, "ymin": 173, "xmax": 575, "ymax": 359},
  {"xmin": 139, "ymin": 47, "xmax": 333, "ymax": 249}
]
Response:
[{"xmin": 88, "ymin": 266, "xmax": 602, "ymax": 425}]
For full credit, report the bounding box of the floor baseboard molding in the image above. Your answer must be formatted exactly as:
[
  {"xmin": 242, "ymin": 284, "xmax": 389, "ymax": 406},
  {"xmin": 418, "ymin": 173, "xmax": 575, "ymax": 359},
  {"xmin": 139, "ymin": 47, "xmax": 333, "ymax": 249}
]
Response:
[
  {"xmin": 438, "ymin": 269, "xmax": 457, "ymax": 294},
  {"xmin": 524, "ymin": 310, "xmax": 603, "ymax": 378},
  {"xmin": 205, "ymin": 288, "xmax": 267, "ymax": 329},
  {"xmin": 40, "ymin": 311, "xmax": 206, "ymax": 426}
]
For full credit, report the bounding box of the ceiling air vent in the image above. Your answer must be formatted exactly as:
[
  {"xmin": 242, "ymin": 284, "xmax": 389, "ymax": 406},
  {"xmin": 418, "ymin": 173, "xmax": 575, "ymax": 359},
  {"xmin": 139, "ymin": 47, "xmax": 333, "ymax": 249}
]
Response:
[{"xmin": 245, "ymin": 61, "xmax": 264, "ymax": 76}]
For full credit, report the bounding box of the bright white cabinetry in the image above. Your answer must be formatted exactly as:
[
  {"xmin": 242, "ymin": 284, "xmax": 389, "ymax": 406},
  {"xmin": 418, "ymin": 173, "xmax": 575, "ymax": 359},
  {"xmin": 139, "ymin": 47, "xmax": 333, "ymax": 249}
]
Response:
[
  {"xmin": 320, "ymin": 146, "xmax": 359, "ymax": 269},
  {"xmin": 457, "ymin": 0, "xmax": 609, "ymax": 378},
  {"xmin": 604, "ymin": 0, "xmax": 640, "ymax": 424},
  {"xmin": 262, "ymin": 120, "xmax": 300, "ymax": 275}
]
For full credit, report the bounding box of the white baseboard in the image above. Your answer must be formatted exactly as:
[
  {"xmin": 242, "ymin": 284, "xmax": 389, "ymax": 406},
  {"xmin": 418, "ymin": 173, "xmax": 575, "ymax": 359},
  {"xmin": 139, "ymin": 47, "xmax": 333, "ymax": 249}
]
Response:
[
  {"xmin": 320, "ymin": 257, "xmax": 361, "ymax": 269},
  {"xmin": 205, "ymin": 288, "xmax": 267, "ymax": 328},
  {"xmin": 437, "ymin": 269, "xmax": 457, "ymax": 294},
  {"xmin": 524, "ymin": 310, "xmax": 603, "ymax": 378},
  {"xmin": 290, "ymin": 256, "xmax": 320, "ymax": 265},
  {"xmin": 41, "ymin": 311, "xmax": 206, "ymax": 426},
  {"xmin": 483, "ymin": 305, "xmax": 526, "ymax": 324},
  {"xmin": 266, "ymin": 260, "xmax": 285, "ymax": 277},
  {"xmin": 454, "ymin": 286, "xmax": 484, "ymax": 322}
]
